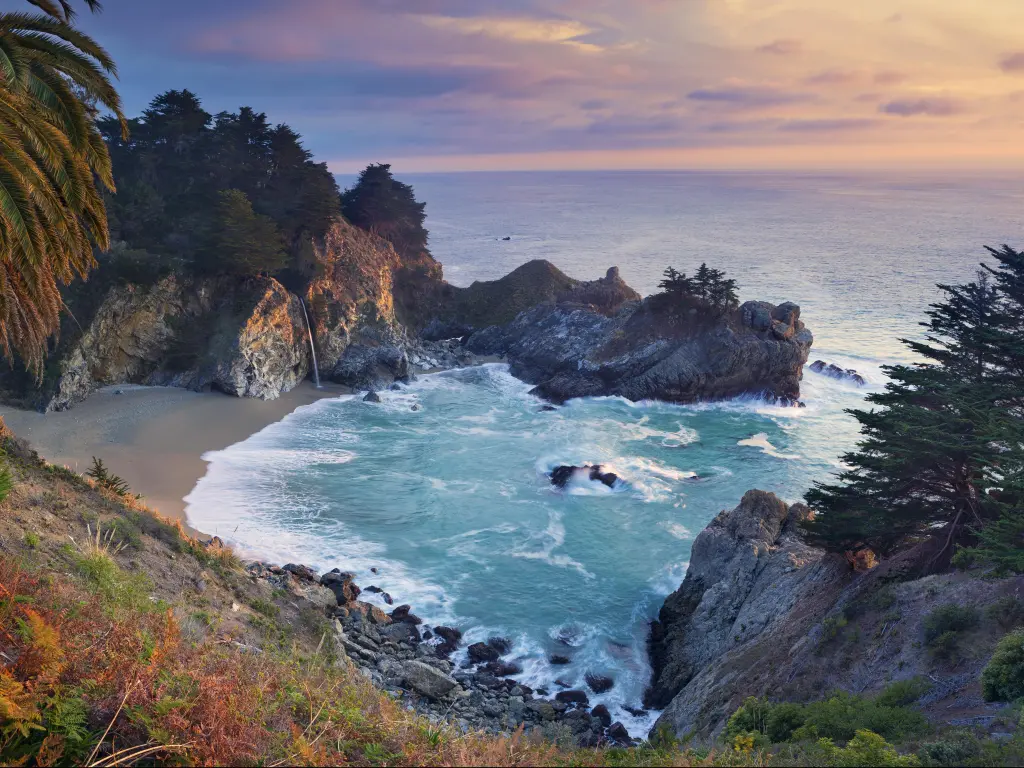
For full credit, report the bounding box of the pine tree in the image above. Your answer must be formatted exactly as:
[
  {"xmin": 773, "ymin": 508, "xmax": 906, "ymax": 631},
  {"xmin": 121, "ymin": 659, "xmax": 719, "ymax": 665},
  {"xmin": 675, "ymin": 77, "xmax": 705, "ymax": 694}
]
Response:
[
  {"xmin": 341, "ymin": 164, "xmax": 428, "ymax": 260},
  {"xmin": 803, "ymin": 267, "xmax": 1023, "ymax": 567},
  {"xmin": 197, "ymin": 190, "xmax": 289, "ymax": 276}
]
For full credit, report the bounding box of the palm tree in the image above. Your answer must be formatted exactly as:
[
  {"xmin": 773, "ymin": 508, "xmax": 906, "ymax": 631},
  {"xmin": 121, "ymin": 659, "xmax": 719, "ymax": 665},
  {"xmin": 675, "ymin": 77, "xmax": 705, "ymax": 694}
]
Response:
[{"xmin": 0, "ymin": 0, "xmax": 124, "ymax": 374}]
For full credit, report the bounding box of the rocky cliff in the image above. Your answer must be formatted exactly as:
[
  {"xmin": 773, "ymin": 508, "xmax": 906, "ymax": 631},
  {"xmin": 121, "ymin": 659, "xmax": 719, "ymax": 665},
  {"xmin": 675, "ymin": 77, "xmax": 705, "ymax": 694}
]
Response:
[
  {"xmin": 3, "ymin": 214, "xmax": 814, "ymax": 410},
  {"xmin": 647, "ymin": 490, "xmax": 1024, "ymax": 741},
  {"xmin": 15, "ymin": 274, "xmax": 310, "ymax": 412},
  {"xmin": 467, "ymin": 296, "xmax": 812, "ymax": 404}
]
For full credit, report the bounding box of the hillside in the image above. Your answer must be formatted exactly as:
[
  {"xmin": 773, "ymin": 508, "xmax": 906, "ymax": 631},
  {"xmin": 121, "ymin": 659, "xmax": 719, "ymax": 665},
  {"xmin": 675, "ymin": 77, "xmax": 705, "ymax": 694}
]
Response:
[{"xmin": 2, "ymin": 417, "xmax": 1023, "ymax": 766}]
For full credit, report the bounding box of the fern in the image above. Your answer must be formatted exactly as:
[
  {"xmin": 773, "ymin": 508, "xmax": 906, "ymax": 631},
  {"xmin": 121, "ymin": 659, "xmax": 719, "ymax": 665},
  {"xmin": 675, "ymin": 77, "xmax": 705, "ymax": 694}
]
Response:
[
  {"xmin": 0, "ymin": 464, "xmax": 12, "ymax": 502},
  {"xmin": 85, "ymin": 457, "xmax": 131, "ymax": 496},
  {"xmin": 47, "ymin": 694, "xmax": 90, "ymax": 744}
]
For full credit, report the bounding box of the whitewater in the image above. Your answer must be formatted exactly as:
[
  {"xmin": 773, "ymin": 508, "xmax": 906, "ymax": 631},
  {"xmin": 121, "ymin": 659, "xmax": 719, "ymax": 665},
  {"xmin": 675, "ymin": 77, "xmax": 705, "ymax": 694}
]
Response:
[{"xmin": 184, "ymin": 170, "xmax": 1024, "ymax": 733}]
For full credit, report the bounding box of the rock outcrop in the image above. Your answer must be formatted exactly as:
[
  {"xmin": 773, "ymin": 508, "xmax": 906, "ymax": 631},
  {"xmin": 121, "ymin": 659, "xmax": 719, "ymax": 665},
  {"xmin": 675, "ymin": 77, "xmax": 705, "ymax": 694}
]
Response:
[
  {"xmin": 467, "ymin": 296, "xmax": 813, "ymax": 405},
  {"xmin": 809, "ymin": 359, "xmax": 867, "ymax": 386},
  {"xmin": 250, "ymin": 563, "xmax": 626, "ymax": 745},
  {"xmin": 304, "ymin": 218, "xmax": 414, "ymax": 390},
  {"xmin": 646, "ymin": 491, "xmax": 1024, "ymax": 741},
  {"xmin": 421, "ymin": 261, "xmax": 641, "ymax": 340},
  {"xmin": 28, "ymin": 274, "xmax": 310, "ymax": 412}
]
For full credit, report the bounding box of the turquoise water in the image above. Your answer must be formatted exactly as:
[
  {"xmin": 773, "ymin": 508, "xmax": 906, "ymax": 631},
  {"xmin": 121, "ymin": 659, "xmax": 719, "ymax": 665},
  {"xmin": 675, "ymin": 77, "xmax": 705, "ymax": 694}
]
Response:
[{"xmin": 186, "ymin": 171, "xmax": 1024, "ymax": 733}]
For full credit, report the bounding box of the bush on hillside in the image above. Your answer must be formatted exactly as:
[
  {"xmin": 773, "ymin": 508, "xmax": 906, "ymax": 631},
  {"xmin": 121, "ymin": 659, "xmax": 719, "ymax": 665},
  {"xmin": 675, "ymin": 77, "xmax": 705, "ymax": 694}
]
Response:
[
  {"xmin": 726, "ymin": 686, "xmax": 930, "ymax": 746},
  {"xmin": 981, "ymin": 630, "xmax": 1024, "ymax": 701}
]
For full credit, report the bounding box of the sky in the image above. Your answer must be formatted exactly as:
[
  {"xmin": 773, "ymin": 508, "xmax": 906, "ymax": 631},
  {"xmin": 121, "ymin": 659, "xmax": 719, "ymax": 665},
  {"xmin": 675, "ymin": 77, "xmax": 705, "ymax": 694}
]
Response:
[{"xmin": 67, "ymin": 0, "xmax": 1024, "ymax": 173}]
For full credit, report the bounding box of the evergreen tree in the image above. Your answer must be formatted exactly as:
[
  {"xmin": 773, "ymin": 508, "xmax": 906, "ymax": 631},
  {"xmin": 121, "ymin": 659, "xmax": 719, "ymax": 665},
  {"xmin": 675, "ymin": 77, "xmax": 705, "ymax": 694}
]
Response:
[
  {"xmin": 657, "ymin": 263, "xmax": 738, "ymax": 316},
  {"xmin": 341, "ymin": 164, "xmax": 428, "ymax": 260},
  {"xmin": 804, "ymin": 266, "xmax": 1024, "ymax": 567},
  {"xmin": 197, "ymin": 190, "xmax": 288, "ymax": 276}
]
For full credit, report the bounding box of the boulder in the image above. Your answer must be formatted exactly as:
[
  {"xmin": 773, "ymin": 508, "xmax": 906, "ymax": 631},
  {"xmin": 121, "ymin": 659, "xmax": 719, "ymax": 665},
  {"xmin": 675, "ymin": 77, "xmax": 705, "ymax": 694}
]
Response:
[
  {"xmin": 363, "ymin": 390, "xmax": 382, "ymax": 403},
  {"xmin": 321, "ymin": 570, "xmax": 361, "ymax": 604},
  {"xmin": 486, "ymin": 637, "xmax": 513, "ymax": 654},
  {"xmin": 401, "ymin": 660, "xmax": 458, "ymax": 700},
  {"xmin": 555, "ymin": 690, "xmax": 590, "ymax": 707},
  {"xmin": 467, "ymin": 642, "xmax": 500, "ymax": 664},
  {"xmin": 550, "ymin": 465, "xmax": 618, "ymax": 489},
  {"xmin": 485, "ymin": 660, "xmax": 523, "ymax": 677},
  {"xmin": 585, "ymin": 673, "xmax": 614, "ymax": 694},
  {"xmin": 591, "ymin": 704, "xmax": 612, "ymax": 728},
  {"xmin": 608, "ymin": 722, "xmax": 632, "ymax": 744},
  {"xmin": 549, "ymin": 655, "xmax": 571, "ymax": 665},
  {"xmin": 809, "ymin": 359, "xmax": 867, "ymax": 386}
]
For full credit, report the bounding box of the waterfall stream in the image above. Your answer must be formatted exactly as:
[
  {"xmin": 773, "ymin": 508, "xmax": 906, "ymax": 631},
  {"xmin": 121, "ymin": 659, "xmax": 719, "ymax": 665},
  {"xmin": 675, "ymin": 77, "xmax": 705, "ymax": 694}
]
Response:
[{"xmin": 299, "ymin": 298, "xmax": 321, "ymax": 388}]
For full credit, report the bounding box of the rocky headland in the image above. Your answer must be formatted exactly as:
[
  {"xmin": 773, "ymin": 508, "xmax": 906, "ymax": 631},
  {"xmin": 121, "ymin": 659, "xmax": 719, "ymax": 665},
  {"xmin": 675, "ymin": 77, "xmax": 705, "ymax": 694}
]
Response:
[
  {"xmin": 0, "ymin": 217, "xmax": 813, "ymax": 412},
  {"xmin": 644, "ymin": 490, "xmax": 1023, "ymax": 743}
]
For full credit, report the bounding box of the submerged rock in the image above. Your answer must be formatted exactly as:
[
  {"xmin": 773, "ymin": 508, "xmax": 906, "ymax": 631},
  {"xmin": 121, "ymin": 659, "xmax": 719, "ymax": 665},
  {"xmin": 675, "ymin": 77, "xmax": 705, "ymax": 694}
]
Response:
[
  {"xmin": 363, "ymin": 390, "xmax": 382, "ymax": 403},
  {"xmin": 467, "ymin": 642, "xmax": 501, "ymax": 664},
  {"xmin": 585, "ymin": 673, "xmax": 614, "ymax": 694},
  {"xmin": 809, "ymin": 359, "xmax": 866, "ymax": 386},
  {"xmin": 549, "ymin": 655, "xmax": 571, "ymax": 665},
  {"xmin": 550, "ymin": 465, "xmax": 618, "ymax": 489}
]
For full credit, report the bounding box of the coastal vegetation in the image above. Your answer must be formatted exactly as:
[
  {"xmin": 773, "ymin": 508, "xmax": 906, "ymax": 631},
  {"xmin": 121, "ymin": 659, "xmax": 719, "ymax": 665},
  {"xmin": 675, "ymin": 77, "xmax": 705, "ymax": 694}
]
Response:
[
  {"xmin": 0, "ymin": 0, "xmax": 125, "ymax": 373},
  {"xmin": 657, "ymin": 264, "xmax": 739, "ymax": 318},
  {"xmin": 804, "ymin": 246, "xmax": 1024, "ymax": 572},
  {"xmin": 98, "ymin": 89, "xmax": 340, "ymax": 287}
]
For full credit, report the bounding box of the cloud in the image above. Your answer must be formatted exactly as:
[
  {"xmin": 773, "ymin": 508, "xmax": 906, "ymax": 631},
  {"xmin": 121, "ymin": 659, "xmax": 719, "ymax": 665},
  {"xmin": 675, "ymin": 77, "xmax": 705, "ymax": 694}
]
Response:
[
  {"xmin": 999, "ymin": 52, "xmax": 1024, "ymax": 73},
  {"xmin": 778, "ymin": 118, "xmax": 879, "ymax": 132},
  {"xmin": 580, "ymin": 98, "xmax": 611, "ymax": 110},
  {"xmin": 874, "ymin": 70, "xmax": 906, "ymax": 85},
  {"xmin": 803, "ymin": 69, "xmax": 860, "ymax": 86},
  {"xmin": 879, "ymin": 97, "xmax": 963, "ymax": 117},
  {"xmin": 417, "ymin": 15, "xmax": 603, "ymax": 52},
  {"xmin": 756, "ymin": 39, "xmax": 801, "ymax": 55},
  {"xmin": 688, "ymin": 85, "xmax": 814, "ymax": 108}
]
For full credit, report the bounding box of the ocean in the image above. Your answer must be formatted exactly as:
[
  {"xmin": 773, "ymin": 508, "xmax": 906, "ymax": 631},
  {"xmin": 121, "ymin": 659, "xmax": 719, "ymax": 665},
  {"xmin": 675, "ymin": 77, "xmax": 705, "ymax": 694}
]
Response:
[{"xmin": 184, "ymin": 170, "xmax": 1024, "ymax": 734}]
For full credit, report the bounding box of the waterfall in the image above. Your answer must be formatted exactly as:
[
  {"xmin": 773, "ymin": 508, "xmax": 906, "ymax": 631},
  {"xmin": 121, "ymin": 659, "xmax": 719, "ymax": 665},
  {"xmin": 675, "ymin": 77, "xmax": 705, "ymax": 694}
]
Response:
[{"xmin": 299, "ymin": 298, "xmax": 321, "ymax": 388}]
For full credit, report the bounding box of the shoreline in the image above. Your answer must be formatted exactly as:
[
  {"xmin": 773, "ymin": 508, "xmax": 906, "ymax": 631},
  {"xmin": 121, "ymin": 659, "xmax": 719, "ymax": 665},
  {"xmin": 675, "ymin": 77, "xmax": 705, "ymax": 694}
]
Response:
[{"xmin": 1, "ymin": 381, "xmax": 346, "ymax": 533}]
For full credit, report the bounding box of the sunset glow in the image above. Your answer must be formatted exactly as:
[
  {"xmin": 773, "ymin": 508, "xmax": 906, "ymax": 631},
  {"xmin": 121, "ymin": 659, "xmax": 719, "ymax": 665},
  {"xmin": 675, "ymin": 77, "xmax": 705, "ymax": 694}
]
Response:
[{"xmin": 81, "ymin": 0, "xmax": 1024, "ymax": 172}]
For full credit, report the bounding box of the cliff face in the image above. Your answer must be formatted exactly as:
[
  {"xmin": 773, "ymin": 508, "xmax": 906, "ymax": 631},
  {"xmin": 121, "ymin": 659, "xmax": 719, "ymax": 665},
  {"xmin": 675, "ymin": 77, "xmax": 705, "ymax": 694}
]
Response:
[
  {"xmin": 305, "ymin": 218, "xmax": 412, "ymax": 390},
  {"xmin": 6, "ymin": 214, "xmax": 813, "ymax": 410},
  {"xmin": 647, "ymin": 491, "xmax": 1024, "ymax": 741},
  {"xmin": 35, "ymin": 274, "xmax": 310, "ymax": 411},
  {"xmin": 467, "ymin": 297, "xmax": 812, "ymax": 404}
]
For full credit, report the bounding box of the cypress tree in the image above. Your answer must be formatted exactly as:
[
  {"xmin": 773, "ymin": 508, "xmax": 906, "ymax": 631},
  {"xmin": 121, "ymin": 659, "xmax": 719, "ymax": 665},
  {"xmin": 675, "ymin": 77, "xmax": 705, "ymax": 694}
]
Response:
[{"xmin": 804, "ymin": 267, "xmax": 1023, "ymax": 567}]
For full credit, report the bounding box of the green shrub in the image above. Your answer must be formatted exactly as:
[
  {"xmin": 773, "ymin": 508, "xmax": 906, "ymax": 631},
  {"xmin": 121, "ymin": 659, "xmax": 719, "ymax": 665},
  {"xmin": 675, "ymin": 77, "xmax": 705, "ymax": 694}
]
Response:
[
  {"xmin": 250, "ymin": 598, "xmax": 279, "ymax": 619},
  {"xmin": 726, "ymin": 690, "xmax": 929, "ymax": 746},
  {"xmin": 981, "ymin": 629, "xmax": 1024, "ymax": 702},
  {"xmin": 924, "ymin": 604, "xmax": 980, "ymax": 643},
  {"xmin": 0, "ymin": 464, "xmax": 13, "ymax": 502},
  {"xmin": 726, "ymin": 697, "xmax": 772, "ymax": 738},
  {"xmin": 917, "ymin": 729, "xmax": 983, "ymax": 766},
  {"xmin": 817, "ymin": 729, "xmax": 921, "ymax": 767},
  {"xmin": 85, "ymin": 457, "xmax": 131, "ymax": 496},
  {"xmin": 766, "ymin": 702, "xmax": 807, "ymax": 743},
  {"xmin": 23, "ymin": 531, "xmax": 40, "ymax": 549},
  {"xmin": 986, "ymin": 596, "xmax": 1024, "ymax": 631},
  {"xmin": 877, "ymin": 677, "xmax": 932, "ymax": 708}
]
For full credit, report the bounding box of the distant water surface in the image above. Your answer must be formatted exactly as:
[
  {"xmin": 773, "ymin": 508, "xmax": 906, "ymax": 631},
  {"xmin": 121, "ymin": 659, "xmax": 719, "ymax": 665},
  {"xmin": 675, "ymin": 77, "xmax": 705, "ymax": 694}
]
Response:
[{"xmin": 187, "ymin": 171, "xmax": 1023, "ymax": 733}]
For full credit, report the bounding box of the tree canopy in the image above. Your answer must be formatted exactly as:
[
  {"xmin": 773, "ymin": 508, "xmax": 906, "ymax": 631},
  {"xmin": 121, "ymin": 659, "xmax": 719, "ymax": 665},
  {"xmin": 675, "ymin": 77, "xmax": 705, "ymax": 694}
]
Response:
[
  {"xmin": 341, "ymin": 164, "xmax": 428, "ymax": 261},
  {"xmin": 658, "ymin": 263, "xmax": 739, "ymax": 317},
  {"xmin": 98, "ymin": 90, "xmax": 340, "ymax": 282},
  {"xmin": 804, "ymin": 247, "xmax": 1024, "ymax": 572}
]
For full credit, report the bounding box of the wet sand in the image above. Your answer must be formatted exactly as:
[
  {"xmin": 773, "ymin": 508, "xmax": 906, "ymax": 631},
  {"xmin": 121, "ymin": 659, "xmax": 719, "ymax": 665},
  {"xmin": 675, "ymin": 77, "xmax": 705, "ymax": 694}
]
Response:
[{"xmin": 1, "ymin": 382, "xmax": 345, "ymax": 527}]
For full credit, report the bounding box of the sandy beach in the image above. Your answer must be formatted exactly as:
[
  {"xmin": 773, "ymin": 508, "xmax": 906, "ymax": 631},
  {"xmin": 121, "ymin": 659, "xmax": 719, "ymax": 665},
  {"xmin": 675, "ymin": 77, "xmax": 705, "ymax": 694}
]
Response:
[{"xmin": 1, "ymin": 382, "xmax": 345, "ymax": 529}]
